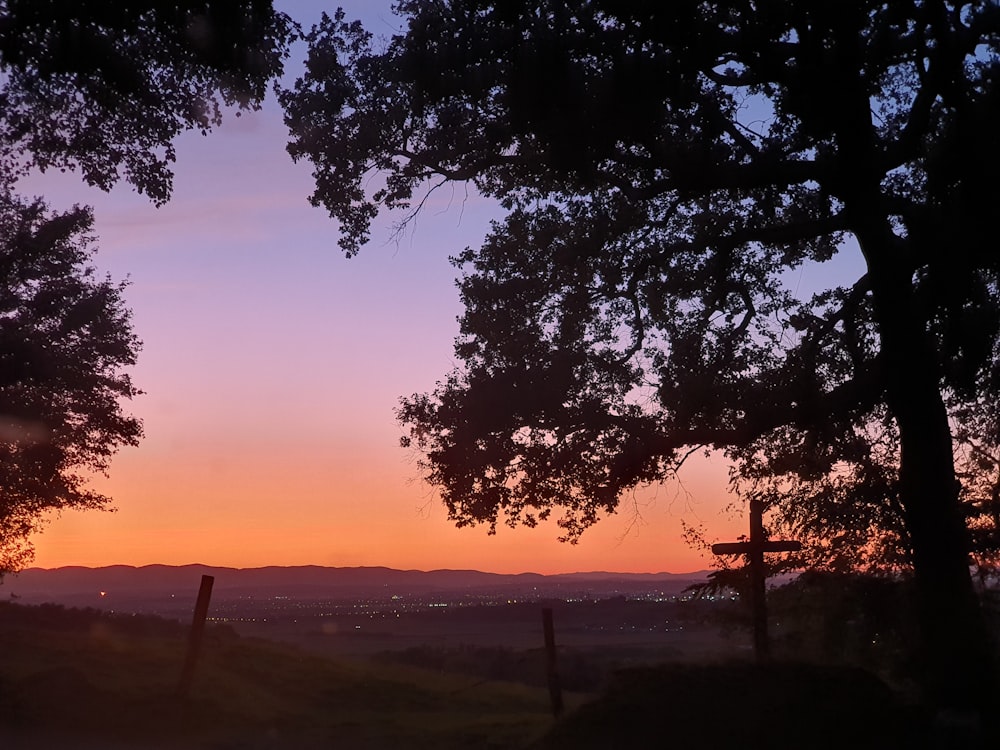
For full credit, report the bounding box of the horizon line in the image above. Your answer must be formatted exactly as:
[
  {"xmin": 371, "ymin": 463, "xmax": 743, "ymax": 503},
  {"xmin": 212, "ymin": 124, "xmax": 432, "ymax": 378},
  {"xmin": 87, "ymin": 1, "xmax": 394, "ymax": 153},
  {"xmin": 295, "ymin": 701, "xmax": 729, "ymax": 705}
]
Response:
[{"xmin": 15, "ymin": 562, "xmax": 714, "ymax": 577}]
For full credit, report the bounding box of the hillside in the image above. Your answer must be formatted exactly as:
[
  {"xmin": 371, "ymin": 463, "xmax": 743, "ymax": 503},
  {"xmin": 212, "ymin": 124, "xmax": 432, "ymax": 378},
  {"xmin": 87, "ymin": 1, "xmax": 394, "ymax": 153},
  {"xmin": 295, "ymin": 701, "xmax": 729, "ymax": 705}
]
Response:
[
  {"xmin": 0, "ymin": 601, "xmax": 560, "ymax": 749},
  {"xmin": 0, "ymin": 601, "xmax": 972, "ymax": 750}
]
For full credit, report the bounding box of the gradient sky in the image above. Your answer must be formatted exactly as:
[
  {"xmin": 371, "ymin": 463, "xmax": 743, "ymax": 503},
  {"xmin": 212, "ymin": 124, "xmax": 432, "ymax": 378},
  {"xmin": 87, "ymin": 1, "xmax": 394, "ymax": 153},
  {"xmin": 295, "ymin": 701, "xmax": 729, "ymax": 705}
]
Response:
[{"xmin": 16, "ymin": 1, "xmax": 754, "ymax": 575}]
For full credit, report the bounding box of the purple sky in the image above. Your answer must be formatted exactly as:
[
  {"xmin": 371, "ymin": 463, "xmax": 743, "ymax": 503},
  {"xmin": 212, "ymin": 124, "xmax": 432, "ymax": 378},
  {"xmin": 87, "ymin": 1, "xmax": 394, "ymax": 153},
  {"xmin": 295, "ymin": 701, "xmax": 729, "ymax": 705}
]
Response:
[{"xmin": 14, "ymin": 1, "xmax": 782, "ymax": 573}]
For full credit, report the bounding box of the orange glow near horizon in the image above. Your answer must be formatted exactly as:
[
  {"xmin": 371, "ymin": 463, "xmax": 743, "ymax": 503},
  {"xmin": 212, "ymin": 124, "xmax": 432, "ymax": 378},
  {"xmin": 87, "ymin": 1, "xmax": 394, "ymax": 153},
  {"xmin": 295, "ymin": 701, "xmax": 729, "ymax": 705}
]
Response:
[{"xmin": 32, "ymin": 441, "xmax": 743, "ymax": 575}]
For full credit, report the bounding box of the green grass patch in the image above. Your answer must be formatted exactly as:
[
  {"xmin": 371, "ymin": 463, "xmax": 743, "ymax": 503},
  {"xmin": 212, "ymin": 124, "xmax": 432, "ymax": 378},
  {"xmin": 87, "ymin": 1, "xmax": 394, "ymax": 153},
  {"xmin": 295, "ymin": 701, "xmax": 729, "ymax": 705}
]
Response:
[{"xmin": 0, "ymin": 602, "xmax": 557, "ymax": 748}]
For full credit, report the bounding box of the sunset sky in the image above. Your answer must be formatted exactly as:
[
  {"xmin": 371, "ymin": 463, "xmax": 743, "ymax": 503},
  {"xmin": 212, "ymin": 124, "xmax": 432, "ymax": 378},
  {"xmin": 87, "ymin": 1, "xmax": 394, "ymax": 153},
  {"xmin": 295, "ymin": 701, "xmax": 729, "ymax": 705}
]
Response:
[{"xmin": 18, "ymin": 0, "xmax": 752, "ymax": 575}]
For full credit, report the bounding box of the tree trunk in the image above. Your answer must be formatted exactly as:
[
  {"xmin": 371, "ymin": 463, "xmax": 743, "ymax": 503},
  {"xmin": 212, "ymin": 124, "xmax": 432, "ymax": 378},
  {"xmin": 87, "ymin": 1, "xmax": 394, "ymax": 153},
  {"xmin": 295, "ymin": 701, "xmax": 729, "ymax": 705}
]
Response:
[
  {"xmin": 892, "ymin": 349, "xmax": 994, "ymax": 712},
  {"xmin": 863, "ymin": 240, "xmax": 995, "ymax": 715},
  {"xmin": 831, "ymin": 48, "xmax": 995, "ymax": 712}
]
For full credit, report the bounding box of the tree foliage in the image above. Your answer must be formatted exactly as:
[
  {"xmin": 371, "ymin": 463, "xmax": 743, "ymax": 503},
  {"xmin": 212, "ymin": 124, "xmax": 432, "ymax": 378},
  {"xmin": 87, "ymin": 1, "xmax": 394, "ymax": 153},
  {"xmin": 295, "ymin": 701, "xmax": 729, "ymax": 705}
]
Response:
[
  {"xmin": 0, "ymin": 0, "xmax": 294, "ymax": 203},
  {"xmin": 730, "ymin": 397, "xmax": 1000, "ymax": 577},
  {"xmin": 0, "ymin": 191, "xmax": 142, "ymax": 572},
  {"xmin": 0, "ymin": 1, "xmax": 293, "ymax": 570},
  {"xmin": 283, "ymin": 0, "xmax": 1000, "ymax": 710}
]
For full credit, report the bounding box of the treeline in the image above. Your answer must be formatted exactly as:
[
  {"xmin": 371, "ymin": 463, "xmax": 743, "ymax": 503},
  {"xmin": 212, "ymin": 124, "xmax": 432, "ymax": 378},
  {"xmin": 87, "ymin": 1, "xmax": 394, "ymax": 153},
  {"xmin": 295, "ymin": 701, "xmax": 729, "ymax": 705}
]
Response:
[{"xmin": 0, "ymin": 600, "xmax": 235, "ymax": 641}]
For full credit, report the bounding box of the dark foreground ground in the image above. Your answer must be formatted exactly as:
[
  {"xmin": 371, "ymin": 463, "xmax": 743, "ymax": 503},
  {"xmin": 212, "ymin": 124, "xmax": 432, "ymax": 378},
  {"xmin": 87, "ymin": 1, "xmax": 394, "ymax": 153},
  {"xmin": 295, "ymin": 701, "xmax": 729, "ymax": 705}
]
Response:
[
  {"xmin": 536, "ymin": 662, "xmax": 954, "ymax": 750},
  {"xmin": 0, "ymin": 602, "xmax": 992, "ymax": 749}
]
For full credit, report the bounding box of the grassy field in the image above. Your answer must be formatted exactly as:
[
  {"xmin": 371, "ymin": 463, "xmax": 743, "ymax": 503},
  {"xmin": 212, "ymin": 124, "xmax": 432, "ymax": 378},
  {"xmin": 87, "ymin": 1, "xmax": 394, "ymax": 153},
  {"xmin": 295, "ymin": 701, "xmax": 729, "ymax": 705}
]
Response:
[
  {"xmin": 0, "ymin": 602, "xmax": 566, "ymax": 749},
  {"xmin": 0, "ymin": 602, "xmax": 991, "ymax": 749}
]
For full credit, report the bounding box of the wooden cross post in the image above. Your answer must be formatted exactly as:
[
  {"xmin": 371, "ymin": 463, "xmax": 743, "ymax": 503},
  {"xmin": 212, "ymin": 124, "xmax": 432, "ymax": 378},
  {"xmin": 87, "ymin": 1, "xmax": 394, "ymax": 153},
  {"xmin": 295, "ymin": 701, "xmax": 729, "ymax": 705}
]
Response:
[{"xmin": 711, "ymin": 499, "xmax": 800, "ymax": 662}]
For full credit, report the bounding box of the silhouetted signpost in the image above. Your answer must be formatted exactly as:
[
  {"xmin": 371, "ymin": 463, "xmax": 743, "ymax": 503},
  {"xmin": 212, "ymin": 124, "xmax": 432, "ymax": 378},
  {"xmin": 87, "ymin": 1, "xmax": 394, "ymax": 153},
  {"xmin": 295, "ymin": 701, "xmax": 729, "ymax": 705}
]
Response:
[
  {"xmin": 711, "ymin": 499, "xmax": 800, "ymax": 662},
  {"xmin": 177, "ymin": 574, "xmax": 215, "ymax": 697}
]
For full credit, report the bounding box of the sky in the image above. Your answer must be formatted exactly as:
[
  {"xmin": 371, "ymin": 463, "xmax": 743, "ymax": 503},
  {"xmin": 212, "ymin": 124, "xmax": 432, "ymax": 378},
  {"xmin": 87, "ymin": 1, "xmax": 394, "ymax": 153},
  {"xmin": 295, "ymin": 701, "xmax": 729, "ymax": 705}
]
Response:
[{"xmin": 16, "ymin": 1, "xmax": 751, "ymax": 575}]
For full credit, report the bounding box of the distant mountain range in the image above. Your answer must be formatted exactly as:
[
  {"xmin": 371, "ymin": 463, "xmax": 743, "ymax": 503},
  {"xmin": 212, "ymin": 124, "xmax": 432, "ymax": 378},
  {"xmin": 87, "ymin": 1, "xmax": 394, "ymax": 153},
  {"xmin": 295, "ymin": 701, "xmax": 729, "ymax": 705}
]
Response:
[{"xmin": 1, "ymin": 564, "xmax": 711, "ymax": 604}]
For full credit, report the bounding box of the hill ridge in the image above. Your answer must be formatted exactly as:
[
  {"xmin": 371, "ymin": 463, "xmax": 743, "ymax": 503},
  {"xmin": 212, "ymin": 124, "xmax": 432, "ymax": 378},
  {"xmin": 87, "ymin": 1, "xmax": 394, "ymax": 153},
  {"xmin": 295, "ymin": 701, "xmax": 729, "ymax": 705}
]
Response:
[{"xmin": 5, "ymin": 563, "xmax": 710, "ymax": 600}]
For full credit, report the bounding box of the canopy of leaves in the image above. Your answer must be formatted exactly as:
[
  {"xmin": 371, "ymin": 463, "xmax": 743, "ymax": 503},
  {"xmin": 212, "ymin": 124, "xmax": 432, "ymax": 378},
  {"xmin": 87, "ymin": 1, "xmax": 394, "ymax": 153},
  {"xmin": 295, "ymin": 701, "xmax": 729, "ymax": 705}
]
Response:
[
  {"xmin": 0, "ymin": 190, "xmax": 142, "ymax": 572},
  {"xmin": 283, "ymin": 2, "xmax": 1000, "ymax": 555},
  {"xmin": 0, "ymin": 0, "xmax": 294, "ymax": 202}
]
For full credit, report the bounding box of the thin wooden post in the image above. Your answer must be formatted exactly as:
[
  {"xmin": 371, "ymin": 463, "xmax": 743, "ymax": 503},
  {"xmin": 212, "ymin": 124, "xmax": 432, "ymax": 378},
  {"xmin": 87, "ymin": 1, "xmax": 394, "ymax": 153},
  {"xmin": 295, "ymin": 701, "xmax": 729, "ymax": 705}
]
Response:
[
  {"xmin": 542, "ymin": 607, "xmax": 564, "ymax": 717},
  {"xmin": 748, "ymin": 499, "xmax": 769, "ymax": 661},
  {"xmin": 177, "ymin": 574, "xmax": 214, "ymax": 697}
]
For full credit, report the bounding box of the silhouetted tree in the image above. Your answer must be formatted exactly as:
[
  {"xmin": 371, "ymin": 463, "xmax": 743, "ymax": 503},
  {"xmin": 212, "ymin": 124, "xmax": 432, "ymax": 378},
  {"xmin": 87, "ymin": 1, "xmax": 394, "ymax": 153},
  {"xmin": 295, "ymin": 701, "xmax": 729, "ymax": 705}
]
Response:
[
  {"xmin": 0, "ymin": 191, "xmax": 141, "ymax": 571},
  {"xmin": 952, "ymin": 394, "xmax": 1000, "ymax": 575},
  {"xmin": 721, "ymin": 395, "xmax": 1000, "ymax": 577},
  {"xmin": 281, "ymin": 1, "xmax": 1000, "ymax": 715},
  {"xmin": 0, "ymin": 1, "xmax": 293, "ymax": 569},
  {"xmin": 0, "ymin": 0, "xmax": 294, "ymax": 202}
]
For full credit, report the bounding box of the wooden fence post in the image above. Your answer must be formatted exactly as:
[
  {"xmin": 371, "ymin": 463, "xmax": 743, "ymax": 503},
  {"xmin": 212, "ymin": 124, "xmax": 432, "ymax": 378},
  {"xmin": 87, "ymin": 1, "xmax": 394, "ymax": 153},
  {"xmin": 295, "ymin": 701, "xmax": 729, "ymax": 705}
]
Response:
[
  {"xmin": 542, "ymin": 607, "xmax": 564, "ymax": 717},
  {"xmin": 177, "ymin": 574, "xmax": 215, "ymax": 697}
]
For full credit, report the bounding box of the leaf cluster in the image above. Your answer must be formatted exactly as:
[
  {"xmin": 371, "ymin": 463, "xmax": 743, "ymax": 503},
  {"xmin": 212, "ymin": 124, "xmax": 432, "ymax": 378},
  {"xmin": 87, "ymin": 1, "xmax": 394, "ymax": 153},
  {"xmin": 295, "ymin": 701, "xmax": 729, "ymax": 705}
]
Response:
[
  {"xmin": 0, "ymin": 190, "xmax": 142, "ymax": 572},
  {"xmin": 0, "ymin": 0, "xmax": 295, "ymax": 202}
]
